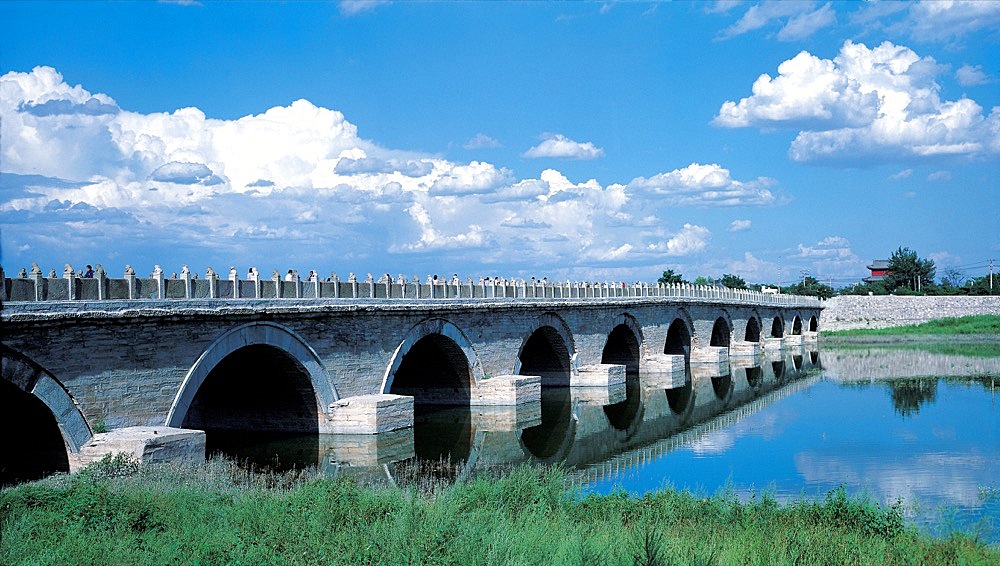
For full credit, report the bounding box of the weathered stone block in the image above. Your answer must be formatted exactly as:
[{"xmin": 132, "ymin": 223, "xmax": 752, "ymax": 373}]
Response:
[
  {"xmin": 691, "ymin": 346, "xmax": 729, "ymax": 364},
  {"xmin": 764, "ymin": 336, "xmax": 785, "ymax": 351},
  {"xmin": 730, "ymin": 341, "xmax": 762, "ymax": 358},
  {"xmin": 69, "ymin": 426, "xmax": 205, "ymax": 472},
  {"xmin": 573, "ymin": 363, "xmax": 625, "ymax": 387},
  {"xmin": 471, "ymin": 374, "xmax": 540, "ymax": 406},
  {"xmin": 325, "ymin": 394, "xmax": 413, "ymax": 434},
  {"xmin": 639, "ymin": 353, "xmax": 686, "ymax": 389},
  {"xmin": 785, "ymin": 334, "xmax": 805, "ymax": 346}
]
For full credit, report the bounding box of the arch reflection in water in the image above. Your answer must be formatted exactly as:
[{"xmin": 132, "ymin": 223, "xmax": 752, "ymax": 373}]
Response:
[
  {"xmin": 389, "ymin": 334, "xmax": 474, "ymax": 464},
  {"xmin": 601, "ymin": 324, "xmax": 643, "ymax": 433},
  {"xmin": 518, "ymin": 325, "xmax": 575, "ymax": 460}
]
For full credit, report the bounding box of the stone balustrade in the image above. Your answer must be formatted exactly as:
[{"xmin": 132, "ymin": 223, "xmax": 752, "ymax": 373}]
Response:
[{"xmin": 0, "ymin": 263, "xmax": 822, "ymax": 307}]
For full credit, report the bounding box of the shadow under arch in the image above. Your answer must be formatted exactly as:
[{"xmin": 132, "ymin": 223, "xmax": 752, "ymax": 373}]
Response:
[
  {"xmin": 710, "ymin": 316, "xmax": 732, "ymax": 347},
  {"xmin": 791, "ymin": 316, "xmax": 803, "ymax": 336},
  {"xmin": 381, "ymin": 317, "xmax": 485, "ymax": 395},
  {"xmin": 382, "ymin": 319, "xmax": 481, "ymax": 465},
  {"xmin": 517, "ymin": 315, "xmax": 576, "ymax": 461},
  {"xmin": 1, "ymin": 345, "xmax": 91, "ymax": 484},
  {"xmin": 601, "ymin": 313, "xmax": 644, "ymax": 434},
  {"xmin": 166, "ymin": 321, "xmax": 337, "ymax": 429},
  {"xmin": 744, "ymin": 313, "xmax": 763, "ymax": 342},
  {"xmin": 769, "ymin": 316, "xmax": 784, "ymax": 338}
]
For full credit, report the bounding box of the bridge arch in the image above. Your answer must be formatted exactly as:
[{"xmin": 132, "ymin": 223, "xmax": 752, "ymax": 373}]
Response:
[
  {"xmin": 791, "ymin": 316, "xmax": 803, "ymax": 336},
  {"xmin": 601, "ymin": 313, "xmax": 644, "ymax": 433},
  {"xmin": 513, "ymin": 312, "xmax": 576, "ymax": 379},
  {"xmin": 381, "ymin": 317, "xmax": 482, "ymax": 403},
  {"xmin": 808, "ymin": 315, "xmax": 819, "ymax": 332},
  {"xmin": 710, "ymin": 315, "xmax": 732, "ymax": 348},
  {"xmin": 664, "ymin": 315, "xmax": 694, "ymax": 358},
  {"xmin": 517, "ymin": 312, "xmax": 577, "ymax": 460},
  {"xmin": 769, "ymin": 316, "xmax": 784, "ymax": 338},
  {"xmin": 743, "ymin": 312, "xmax": 763, "ymax": 342},
  {"xmin": 166, "ymin": 321, "xmax": 336, "ymax": 430},
  {"xmin": 1, "ymin": 346, "xmax": 91, "ymax": 483}
]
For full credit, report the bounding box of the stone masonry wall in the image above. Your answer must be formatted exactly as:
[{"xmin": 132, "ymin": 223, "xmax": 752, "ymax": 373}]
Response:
[{"xmin": 820, "ymin": 295, "xmax": 1000, "ymax": 331}]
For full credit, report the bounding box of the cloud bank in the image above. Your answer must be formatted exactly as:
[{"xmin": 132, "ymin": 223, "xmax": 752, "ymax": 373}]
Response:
[
  {"xmin": 715, "ymin": 41, "xmax": 1000, "ymax": 165},
  {"xmin": 1, "ymin": 66, "xmax": 774, "ymax": 277}
]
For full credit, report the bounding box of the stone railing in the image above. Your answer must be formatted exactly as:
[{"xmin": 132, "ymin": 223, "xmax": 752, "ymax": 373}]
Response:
[{"xmin": 0, "ymin": 263, "xmax": 822, "ymax": 307}]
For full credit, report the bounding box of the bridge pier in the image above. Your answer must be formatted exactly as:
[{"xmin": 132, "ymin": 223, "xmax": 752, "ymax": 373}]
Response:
[
  {"xmin": 691, "ymin": 346, "xmax": 729, "ymax": 364},
  {"xmin": 324, "ymin": 394, "xmax": 413, "ymax": 434},
  {"xmin": 573, "ymin": 363, "xmax": 626, "ymax": 387},
  {"xmin": 730, "ymin": 340, "xmax": 763, "ymax": 358},
  {"xmin": 471, "ymin": 374, "xmax": 540, "ymax": 406},
  {"xmin": 639, "ymin": 353, "xmax": 686, "ymax": 389},
  {"xmin": 69, "ymin": 426, "xmax": 205, "ymax": 472}
]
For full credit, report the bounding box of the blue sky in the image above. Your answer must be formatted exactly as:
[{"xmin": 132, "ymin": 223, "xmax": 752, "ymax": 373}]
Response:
[{"xmin": 2, "ymin": 1, "xmax": 998, "ymax": 287}]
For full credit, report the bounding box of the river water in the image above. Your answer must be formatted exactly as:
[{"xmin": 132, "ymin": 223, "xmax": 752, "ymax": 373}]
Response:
[{"xmin": 211, "ymin": 342, "xmax": 999, "ymax": 543}]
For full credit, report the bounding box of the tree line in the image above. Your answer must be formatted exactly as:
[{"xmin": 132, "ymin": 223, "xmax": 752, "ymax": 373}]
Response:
[{"xmin": 657, "ymin": 247, "xmax": 997, "ymax": 299}]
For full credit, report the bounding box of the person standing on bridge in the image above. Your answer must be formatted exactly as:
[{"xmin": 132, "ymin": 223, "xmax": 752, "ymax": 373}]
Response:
[{"xmin": 83, "ymin": 265, "xmax": 94, "ymax": 278}]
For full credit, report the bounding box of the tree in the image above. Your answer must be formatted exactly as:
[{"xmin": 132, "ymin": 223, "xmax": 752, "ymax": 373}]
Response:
[
  {"xmin": 692, "ymin": 276, "xmax": 715, "ymax": 286},
  {"xmin": 785, "ymin": 276, "xmax": 836, "ymax": 299},
  {"xmin": 886, "ymin": 247, "xmax": 936, "ymax": 293},
  {"xmin": 719, "ymin": 273, "xmax": 747, "ymax": 289},
  {"xmin": 657, "ymin": 269, "xmax": 685, "ymax": 285}
]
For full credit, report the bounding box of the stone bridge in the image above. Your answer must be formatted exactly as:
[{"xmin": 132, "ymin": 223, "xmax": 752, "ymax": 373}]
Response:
[{"xmin": 0, "ymin": 265, "xmax": 822, "ymax": 481}]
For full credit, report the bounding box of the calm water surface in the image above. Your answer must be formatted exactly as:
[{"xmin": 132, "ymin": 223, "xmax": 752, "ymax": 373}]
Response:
[
  {"xmin": 210, "ymin": 344, "xmax": 999, "ymax": 543},
  {"xmin": 582, "ymin": 373, "xmax": 998, "ymax": 543}
]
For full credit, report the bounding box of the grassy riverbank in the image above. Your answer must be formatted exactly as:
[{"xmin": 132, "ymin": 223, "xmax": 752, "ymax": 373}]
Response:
[
  {"xmin": 2, "ymin": 456, "xmax": 995, "ymax": 564},
  {"xmin": 822, "ymin": 314, "xmax": 1000, "ymax": 337}
]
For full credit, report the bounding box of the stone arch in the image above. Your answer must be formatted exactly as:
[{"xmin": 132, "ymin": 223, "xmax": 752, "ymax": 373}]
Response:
[
  {"xmin": 744, "ymin": 311, "xmax": 763, "ymax": 342},
  {"xmin": 664, "ymin": 316, "xmax": 694, "ymax": 358},
  {"xmin": 791, "ymin": 316, "xmax": 803, "ymax": 336},
  {"xmin": 513, "ymin": 311, "xmax": 576, "ymax": 377},
  {"xmin": 710, "ymin": 315, "xmax": 732, "ymax": 347},
  {"xmin": 808, "ymin": 315, "xmax": 819, "ymax": 332},
  {"xmin": 166, "ymin": 321, "xmax": 336, "ymax": 429},
  {"xmin": 602, "ymin": 313, "xmax": 644, "ymax": 434},
  {"xmin": 0, "ymin": 345, "xmax": 91, "ymax": 453},
  {"xmin": 769, "ymin": 316, "xmax": 784, "ymax": 338},
  {"xmin": 607, "ymin": 313, "xmax": 645, "ymax": 357},
  {"xmin": 381, "ymin": 318, "xmax": 484, "ymax": 395}
]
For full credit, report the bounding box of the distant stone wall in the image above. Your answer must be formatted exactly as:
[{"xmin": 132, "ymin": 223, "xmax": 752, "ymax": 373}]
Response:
[{"xmin": 820, "ymin": 295, "xmax": 1000, "ymax": 331}]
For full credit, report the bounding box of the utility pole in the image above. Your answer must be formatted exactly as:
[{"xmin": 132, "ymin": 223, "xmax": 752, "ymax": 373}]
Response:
[{"xmin": 990, "ymin": 258, "xmax": 994, "ymax": 290}]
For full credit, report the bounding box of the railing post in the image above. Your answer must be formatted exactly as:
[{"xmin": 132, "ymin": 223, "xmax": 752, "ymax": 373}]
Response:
[
  {"xmin": 250, "ymin": 268, "xmax": 261, "ymax": 298},
  {"xmin": 64, "ymin": 263, "xmax": 76, "ymax": 300},
  {"xmin": 95, "ymin": 264, "xmax": 107, "ymax": 300},
  {"xmin": 229, "ymin": 266, "xmax": 240, "ymax": 299},
  {"xmin": 125, "ymin": 265, "xmax": 136, "ymax": 299},
  {"xmin": 30, "ymin": 263, "xmax": 44, "ymax": 301},
  {"xmin": 207, "ymin": 267, "xmax": 219, "ymax": 298},
  {"xmin": 181, "ymin": 265, "xmax": 193, "ymax": 299},
  {"xmin": 152, "ymin": 265, "xmax": 165, "ymax": 299}
]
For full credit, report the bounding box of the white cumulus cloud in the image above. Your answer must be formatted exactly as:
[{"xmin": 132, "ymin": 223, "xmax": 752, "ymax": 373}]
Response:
[
  {"xmin": 626, "ymin": 163, "xmax": 777, "ymax": 207},
  {"xmin": 716, "ymin": 41, "xmax": 1000, "ymax": 165},
  {"xmin": 522, "ymin": 134, "xmax": 605, "ymax": 160},
  {"xmin": 729, "ymin": 219, "xmax": 752, "ymax": 232}
]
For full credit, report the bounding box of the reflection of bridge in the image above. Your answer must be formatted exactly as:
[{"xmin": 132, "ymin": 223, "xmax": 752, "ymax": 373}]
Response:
[
  {"xmin": 1, "ymin": 271, "xmax": 821, "ymax": 482},
  {"xmin": 573, "ymin": 364, "xmax": 821, "ymax": 488}
]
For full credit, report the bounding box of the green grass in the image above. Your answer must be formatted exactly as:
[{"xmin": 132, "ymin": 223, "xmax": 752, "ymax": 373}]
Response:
[
  {"xmin": 2, "ymin": 455, "xmax": 996, "ymax": 565},
  {"xmin": 823, "ymin": 314, "xmax": 1000, "ymax": 337}
]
